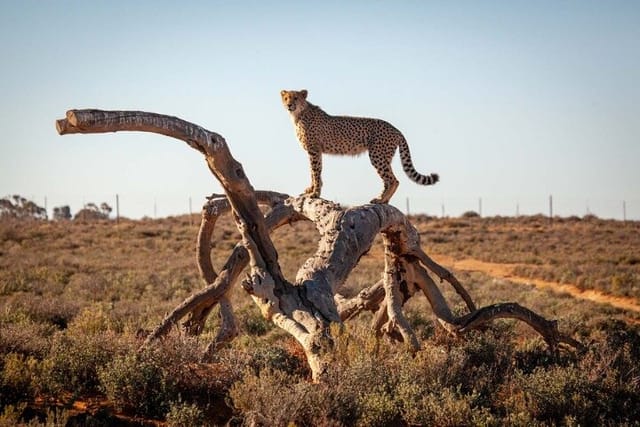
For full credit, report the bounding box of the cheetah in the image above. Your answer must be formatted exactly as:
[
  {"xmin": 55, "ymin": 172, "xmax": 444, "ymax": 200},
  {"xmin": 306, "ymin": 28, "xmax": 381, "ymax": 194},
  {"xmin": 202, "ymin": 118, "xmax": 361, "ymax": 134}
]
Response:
[{"xmin": 280, "ymin": 89, "xmax": 439, "ymax": 204}]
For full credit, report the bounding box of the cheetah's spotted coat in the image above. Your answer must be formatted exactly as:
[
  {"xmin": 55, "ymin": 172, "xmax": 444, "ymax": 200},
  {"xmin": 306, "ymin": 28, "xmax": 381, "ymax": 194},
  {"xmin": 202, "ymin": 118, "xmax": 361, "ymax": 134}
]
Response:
[{"xmin": 281, "ymin": 89, "xmax": 439, "ymax": 204}]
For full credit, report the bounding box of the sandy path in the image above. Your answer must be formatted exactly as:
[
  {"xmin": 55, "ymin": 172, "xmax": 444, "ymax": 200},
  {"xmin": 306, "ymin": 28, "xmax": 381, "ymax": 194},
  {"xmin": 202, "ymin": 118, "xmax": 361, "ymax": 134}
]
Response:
[{"xmin": 432, "ymin": 254, "xmax": 640, "ymax": 314}]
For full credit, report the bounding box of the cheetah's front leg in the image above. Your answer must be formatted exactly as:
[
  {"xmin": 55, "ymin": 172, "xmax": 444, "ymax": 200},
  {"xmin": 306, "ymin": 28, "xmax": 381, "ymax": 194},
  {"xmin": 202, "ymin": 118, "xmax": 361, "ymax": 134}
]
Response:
[{"xmin": 304, "ymin": 149, "xmax": 323, "ymax": 198}]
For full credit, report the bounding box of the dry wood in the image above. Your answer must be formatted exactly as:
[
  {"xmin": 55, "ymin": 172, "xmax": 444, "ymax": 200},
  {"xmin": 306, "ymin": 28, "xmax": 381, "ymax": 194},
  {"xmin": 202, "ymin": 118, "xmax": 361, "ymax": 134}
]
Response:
[{"xmin": 57, "ymin": 109, "xmax": 583, "ymax": 380}]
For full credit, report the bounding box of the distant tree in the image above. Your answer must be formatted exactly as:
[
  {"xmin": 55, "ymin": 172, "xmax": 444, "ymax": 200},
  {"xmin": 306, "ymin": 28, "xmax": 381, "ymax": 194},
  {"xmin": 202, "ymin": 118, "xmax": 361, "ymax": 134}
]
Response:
[
  {"xmin": 461, "ymin": 210, "xmax": 480, "ymax": 218},
  {"xmin": 53, "ymin": 205, "xmax": 72, "ymax": 220},
  {"xmin": 100, "ymin": 202, "xmax": 113, "ymax": 217},
  {"xmin": 0, "ymin": 195, "xmax": 48, "ymax": 220},
  {"xmin": 73, "ymin": 202, "xmax": 112, "ymax": 221}
]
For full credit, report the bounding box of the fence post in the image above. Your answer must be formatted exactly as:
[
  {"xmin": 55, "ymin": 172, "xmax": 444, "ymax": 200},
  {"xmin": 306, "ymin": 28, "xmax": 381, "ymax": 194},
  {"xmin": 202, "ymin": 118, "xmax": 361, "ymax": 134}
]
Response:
[{"xmin": 189, "ymin": 197, "xmax": 194, "ymax": 226}]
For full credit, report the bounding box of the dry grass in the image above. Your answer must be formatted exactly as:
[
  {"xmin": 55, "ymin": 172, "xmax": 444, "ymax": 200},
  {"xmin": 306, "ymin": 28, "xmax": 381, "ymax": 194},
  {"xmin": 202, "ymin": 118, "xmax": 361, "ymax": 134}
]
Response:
[
  {"xmin": 0, "ymin": 214, "xmax": 639, "ymax": 425},
  {"xmin": 415, "ymin": 214, "xmax": 640, "ymax": 299}
]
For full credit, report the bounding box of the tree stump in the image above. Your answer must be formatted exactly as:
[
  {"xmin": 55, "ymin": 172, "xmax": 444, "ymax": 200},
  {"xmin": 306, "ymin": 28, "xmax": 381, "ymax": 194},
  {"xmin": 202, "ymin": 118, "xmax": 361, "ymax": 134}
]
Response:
[{"xmin": 56, "ymin": 109, "xmax": 582, "ymax": 380}]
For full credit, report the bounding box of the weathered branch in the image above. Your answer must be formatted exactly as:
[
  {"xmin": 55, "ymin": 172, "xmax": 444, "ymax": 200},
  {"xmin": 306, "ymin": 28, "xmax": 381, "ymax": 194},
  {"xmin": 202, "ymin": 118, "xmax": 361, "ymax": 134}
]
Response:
[
  {"xmin": 57, "ymin": 110, "xmax": 213, "ymax": 155},
  {"xmin": 456, "ymin": 302, "xmax": 584, "ymax": 351},
  {"xmin": 185, "ymin": 191, "xmax": 289, "ymax": 337},
  {"xmin": 145, "ymin": 193, "xmax": 298, "ymax": 344},
  {"xmin": 336, "ymin": 281, "xmax": 385, "ymax": 321},
  {"xmin": 410, "ymin": 248, "xmax": 476, "ymax": 312},
  {"xmin": 57, "ymin": 109, "xmax": 583, "ymax": 382},
  {"xmin": 382, "ymin": 238, "xmax": 419, "ymax": 350},
  {"xmin": 57, "ymin": 109, "xmax": 339, "ymax": 380}
]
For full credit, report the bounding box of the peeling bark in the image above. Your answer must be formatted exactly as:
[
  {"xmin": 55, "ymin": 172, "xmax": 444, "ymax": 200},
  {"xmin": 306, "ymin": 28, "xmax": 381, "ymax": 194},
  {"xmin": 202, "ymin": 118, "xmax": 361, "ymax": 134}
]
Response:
[{"xmin": 57, "ymin": 109, "xmax": 583, "ymax": 380}]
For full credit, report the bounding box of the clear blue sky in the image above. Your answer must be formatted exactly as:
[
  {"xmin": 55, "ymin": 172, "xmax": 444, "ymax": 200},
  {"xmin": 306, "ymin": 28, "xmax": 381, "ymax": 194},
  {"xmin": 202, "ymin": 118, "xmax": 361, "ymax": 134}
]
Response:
[{"xmin": 1, "ymin": 1, "xmax": 638, "ymax": 219}]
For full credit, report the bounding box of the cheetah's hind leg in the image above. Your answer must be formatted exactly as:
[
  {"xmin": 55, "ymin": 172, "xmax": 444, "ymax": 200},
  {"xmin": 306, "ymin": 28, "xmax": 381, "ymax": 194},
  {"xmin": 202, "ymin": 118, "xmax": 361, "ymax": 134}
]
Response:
[
  {"xmin": 369, "ymin": 149, "xmax": 399, "ymax": 204},
  {"xmin": 370, "ymin": 177, "xmax": 398, "ymax": 204}
]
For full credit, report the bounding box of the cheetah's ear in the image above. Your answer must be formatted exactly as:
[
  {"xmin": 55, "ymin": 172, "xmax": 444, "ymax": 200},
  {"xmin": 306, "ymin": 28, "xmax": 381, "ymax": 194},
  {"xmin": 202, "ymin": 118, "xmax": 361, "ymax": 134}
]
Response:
[
  {"xmin": 300, "ymin": 89, "xmax": 308, "ymax": 99},
  {"xmin": 280, "ymin": 90, "xmax": 287, "ymax": 96}
]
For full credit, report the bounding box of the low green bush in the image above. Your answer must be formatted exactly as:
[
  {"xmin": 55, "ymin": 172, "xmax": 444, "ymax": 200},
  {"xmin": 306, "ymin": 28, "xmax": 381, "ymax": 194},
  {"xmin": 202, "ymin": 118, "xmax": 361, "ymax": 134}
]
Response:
[
  {"xmin": 249, "ymin": 344, "xmax": 307, "ymax": 377},
  {"xmin": 1, "ymin": 353, "xmax": 37, "ymax": 407},
  {"xmin": 166, "ymin": 400, "xmax": 206, "ymax": 427},
  {"xmin": 0, "ymin": 321, "xmax": 54, "ymax": 359},
  {"xmin": 99, "ymin": 349, "xmax": 178, "ymax": 418},
  {"xmin": 240, "ymin": 308, "xmax": 274, "ymax": 336},
  {"xmin": 40, "ymin": 330, "xmax": 123, "ymax": 396}
]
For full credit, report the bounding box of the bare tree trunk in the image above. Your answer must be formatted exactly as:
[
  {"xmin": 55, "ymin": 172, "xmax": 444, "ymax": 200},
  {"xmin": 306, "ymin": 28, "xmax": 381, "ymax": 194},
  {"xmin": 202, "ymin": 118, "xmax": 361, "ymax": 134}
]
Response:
[{"xmin": 57, "ymin": 109, "xmax": 582, "ymax": 380}]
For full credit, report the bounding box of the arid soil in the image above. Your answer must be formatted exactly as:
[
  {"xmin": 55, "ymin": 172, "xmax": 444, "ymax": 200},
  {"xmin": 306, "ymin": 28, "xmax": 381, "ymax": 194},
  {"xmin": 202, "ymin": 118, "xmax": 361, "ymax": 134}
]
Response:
[{"xmin": 433, "ymin": 254, "xmax": 640, "ymax": 314}]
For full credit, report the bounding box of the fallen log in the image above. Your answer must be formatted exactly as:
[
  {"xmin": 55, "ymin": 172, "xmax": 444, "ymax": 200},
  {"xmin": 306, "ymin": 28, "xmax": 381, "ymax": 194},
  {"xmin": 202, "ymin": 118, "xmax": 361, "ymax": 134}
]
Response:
[{"xmin": 57, "ymin": 109, "xmax": 583, "ymax": 380}]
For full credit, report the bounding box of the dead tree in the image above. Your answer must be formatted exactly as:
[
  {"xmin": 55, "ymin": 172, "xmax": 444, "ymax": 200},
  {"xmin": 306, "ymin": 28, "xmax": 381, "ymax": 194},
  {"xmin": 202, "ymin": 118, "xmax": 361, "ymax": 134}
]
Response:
[{"xmin": 56, "ymin": 109, "xmax": 582, "ymax": 380}]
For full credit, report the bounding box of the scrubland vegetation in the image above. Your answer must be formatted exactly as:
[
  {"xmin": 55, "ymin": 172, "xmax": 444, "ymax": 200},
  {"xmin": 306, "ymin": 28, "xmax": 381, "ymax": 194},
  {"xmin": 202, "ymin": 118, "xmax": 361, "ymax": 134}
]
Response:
[
  {"xmin": 0, "ymin": 213, "xmax": 638, "ymax": 425},
  {"xmin": 416, "ymin": 214, "xmax": 640, "ymax": 299}
]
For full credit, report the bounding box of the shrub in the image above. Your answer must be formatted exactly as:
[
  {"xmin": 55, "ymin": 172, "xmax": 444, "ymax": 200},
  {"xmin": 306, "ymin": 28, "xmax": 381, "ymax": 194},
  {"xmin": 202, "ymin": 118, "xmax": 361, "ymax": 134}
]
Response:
[
  {"xmin": 97, "ymin": 333, "xmax": 242, "ymax": 420},
  {"xmin": 0, "ymin": 353, "xmax": 37, "ymax": 406},
  {"xmin": 356, "ymin": 390, "xmax": 398, "ymax": 427},
  {"xmin": 19, "ymin": 407, "xmax": 70, "ymax": 427},
  {"xmin": 4, "ymin": 295, "xmax": 79, "ymax": 330},
  {"xmin": 99, "ymin": 349, "xmax": 178, "ymax": 418},
  {"xmin": 504, "ymin": 366, "xmax": 597, "ymax": 424},
  {"xmin": 398, "ymin": 386, "xmax": 494, "ymax": 427},
  {"xmin": 250, "ymin": 345, "xmax": 307, "ymax": 377},
  {"xmin": 166, "ymin": 400, "xmax": 206, "ymax": 427},
  {"xmin": 0, "ymin": 321, "xmax": 54, "ymax": 358},
  {"xmin": 576, "ymin": 336, "xmax": 640, "ymax": 422},
  {"xmin": 0, "ymin": 403, "xmax": 26, "ymax": 426},
  {"xmin": 40, "ymin": 330, "xmax": 123, "ymax": 396},
  {"xmin": 241, "ymin": 310, "xmax": 273, "ymax": 336},
  {"xmin": 230, "ymin": 368, "xmax": 323, "ymax": 426}
]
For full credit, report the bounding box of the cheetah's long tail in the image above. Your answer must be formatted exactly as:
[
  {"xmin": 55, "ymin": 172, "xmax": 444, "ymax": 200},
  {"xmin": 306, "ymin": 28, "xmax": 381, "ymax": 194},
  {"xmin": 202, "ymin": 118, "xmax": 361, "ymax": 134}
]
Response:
[{"xmin": 398, "ymin": 138, "xmax": 439, "ymax": 186}]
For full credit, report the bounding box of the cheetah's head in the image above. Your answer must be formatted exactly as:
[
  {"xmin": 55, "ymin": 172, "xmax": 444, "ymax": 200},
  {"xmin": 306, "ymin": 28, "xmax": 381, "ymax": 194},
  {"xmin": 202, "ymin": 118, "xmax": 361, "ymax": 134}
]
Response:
[{"xmin": 280, "ymin": 89, "xmax": 308, "ymax": 116}]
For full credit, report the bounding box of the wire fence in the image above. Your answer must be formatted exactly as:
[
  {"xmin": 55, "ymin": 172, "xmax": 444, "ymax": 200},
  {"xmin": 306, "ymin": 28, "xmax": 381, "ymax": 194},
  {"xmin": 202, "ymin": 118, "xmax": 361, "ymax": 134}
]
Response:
[
  {"xmin": 399, "ymin": 195, "xmax": 639, "ymax": 221},
  {"xmin": 29, "ymin": 193, "xmax": 203, "ymax": 222},
  {"xmin": 17, "ymin": 193, "xmax": 640, "ymax": 222}
]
